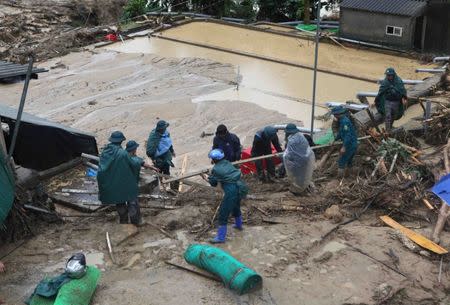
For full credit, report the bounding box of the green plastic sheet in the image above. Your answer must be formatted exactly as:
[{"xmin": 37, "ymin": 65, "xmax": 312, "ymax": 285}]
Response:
[
  {"xmin": 295, "ymin": 24, "xmax": 339, "ymax": 34},
  {"xmin": 184, "ymin": 244, "xmax": 262, "ymax": 295},
  {"xmin": 30, "ymin": 266, "xmax": 101, "ymax": 305},
  {"xmin": 0, "ymin": 148, "xmax": 14, "ymax": 225}
]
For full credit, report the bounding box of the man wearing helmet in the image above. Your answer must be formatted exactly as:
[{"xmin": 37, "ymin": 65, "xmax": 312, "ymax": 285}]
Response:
[
  {"xmin": 375, "ymin": 67, "xmax": 407, "ymax": 132},
  {"xmin": 202, "ymin": 149, "xmax": 248, "ymax": 244}
]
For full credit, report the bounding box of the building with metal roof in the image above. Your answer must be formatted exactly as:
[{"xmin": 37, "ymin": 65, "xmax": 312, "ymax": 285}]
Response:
[{"xmin": 339, "ymin": 0, "xmax": 450, "ymax": 52}]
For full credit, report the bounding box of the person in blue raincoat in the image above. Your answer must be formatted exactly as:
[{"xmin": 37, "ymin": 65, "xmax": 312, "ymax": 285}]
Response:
[
  {"xmin": 146, "ymin": 120, "xmax": 176, "ymax": 176},
  {"xmin": 331, "ymin": 106, "xmax": 358, "ymax": 176},
  {"xmin": 97, "ymin": 131, "xmax": 144, "ymax": 224},
  {"xmin": 202, "ymin": 149, "xmax": 248, "ymax": 244},
  {"xmin": 212, "ymin": 124, "xmax": 241, "ymax": 162}
]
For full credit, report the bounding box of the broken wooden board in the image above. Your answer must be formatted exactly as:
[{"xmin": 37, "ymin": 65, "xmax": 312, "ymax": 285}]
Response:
[
  {"xmin": 51, "ymin": 193, "xmax": 102, "ymax": 213},
  {"xmin": 380, "ymin": 215, "xmax": 448, "ymax": 255}
]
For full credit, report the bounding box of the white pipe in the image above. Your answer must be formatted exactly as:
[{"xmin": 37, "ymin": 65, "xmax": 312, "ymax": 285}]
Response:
[
  {"xmin": 415, "ymin": 68, "xmax": 446, "ymax": 73},
  {"xmin": 433, "ymin": 56, "xmax": 449, "ymax": 62},
  {"xmin": 356, "ymin": 91, "xmax": 377, "ymax": 98},
  {"xmin": 325, "ymin": 102, "xmax": 369, "ymax": 111},
  {"xmin": 377, "ymin": 79, "xmax": 424, "ymax": 85}
]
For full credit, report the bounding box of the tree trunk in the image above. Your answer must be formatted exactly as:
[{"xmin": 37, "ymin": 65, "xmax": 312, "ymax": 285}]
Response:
[{"xmin": 304, "ymin": 0, "xmax": 311, "ymax": 24}]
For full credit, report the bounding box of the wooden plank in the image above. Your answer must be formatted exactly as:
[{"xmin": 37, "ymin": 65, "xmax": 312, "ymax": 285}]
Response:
[
  {"xmin": 380, "ymin": 215, "xmax": 448, "ymax": 254},
  {"xmin": 178, "ymin": 154, "xmax": 188, "ymax": 192}
]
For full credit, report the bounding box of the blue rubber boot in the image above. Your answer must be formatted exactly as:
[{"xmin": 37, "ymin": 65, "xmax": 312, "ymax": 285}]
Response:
[
  {"xmin": 233, "ymin": 216, "xmax": 243, "ymax": 231},
  {"xmin": 210, "ymin": 225, "xmax": 227, "ymax": 244}
]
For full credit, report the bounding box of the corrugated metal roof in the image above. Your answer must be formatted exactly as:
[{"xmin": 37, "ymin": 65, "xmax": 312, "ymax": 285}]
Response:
[
  {"xmin": 341, "ymin": 0, "xmax": 428, "ymax": 17},
  {"xmin": 0, "ymin": 61, "xmax": 48, "ymax": 81},
  {"xmin": 0, "ymin": 104, "xmax": 95, "ymax": 137}
]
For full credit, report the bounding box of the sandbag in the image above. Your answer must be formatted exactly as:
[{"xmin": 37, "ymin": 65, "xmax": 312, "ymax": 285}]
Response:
[
  {"xmin": 283, "ymin": 133, "xmax": 315, "ymax": 192},
  {"xmin": 184, "ymin": 244, "xmax": 262, "ymax": 295},
  {"xmin": 30, "ymin": 266, "xmax": 101, "ymax": 305}
]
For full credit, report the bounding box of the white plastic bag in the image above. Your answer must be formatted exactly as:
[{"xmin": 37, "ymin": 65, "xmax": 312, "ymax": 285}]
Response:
[{"xmin": 283, "ymin": 133, "xmax": 315, "ymax": 192}]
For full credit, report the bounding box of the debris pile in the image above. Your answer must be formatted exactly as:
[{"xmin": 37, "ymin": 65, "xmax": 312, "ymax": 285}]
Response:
[{"xmin": 424, "ymin": 103, "xmax": 450, "ymax": 145}]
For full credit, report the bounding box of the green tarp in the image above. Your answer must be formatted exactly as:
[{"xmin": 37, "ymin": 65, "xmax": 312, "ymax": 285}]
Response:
[
  {"xmin": 0, "ymin": 147, "xmax": 15, "ymax": 225},
  {"xmin": 295, "ymin": 24, "xmax": 339, "ymax": 34}
]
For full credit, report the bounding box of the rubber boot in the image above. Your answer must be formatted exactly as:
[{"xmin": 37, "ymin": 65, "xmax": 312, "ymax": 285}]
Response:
[
  {"xmin": 210, "ymin": 225, "xmax": 227, "ymax": 244},
  {"xmin": 233, "ymin": 216, "xmax": 243, "ymax": 231}
]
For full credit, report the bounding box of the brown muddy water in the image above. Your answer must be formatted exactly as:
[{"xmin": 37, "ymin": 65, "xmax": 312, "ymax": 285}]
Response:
[{"xmin": 105, "ymin": 21, "xmax": 427, "ymax": 127}]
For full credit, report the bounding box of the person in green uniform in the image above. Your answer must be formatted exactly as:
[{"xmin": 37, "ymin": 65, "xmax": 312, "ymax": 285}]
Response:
[
  {"xmin": 97, "ymin": 131, "xmax": 145, "ymax": 225},
  {"xmin": 331, "ymin": 106, "xmax": 358, "ymax": 177},
  {"xmin": 375, "ymin": 67, "xmax": 408, "ymax": 131},
  {"xmin": 124, "ymin": 140, "xmax": 159, "ymax": 225},
  {"xmin": 202, "ymin": 149, "xmax": 248, "ymax": 244}
]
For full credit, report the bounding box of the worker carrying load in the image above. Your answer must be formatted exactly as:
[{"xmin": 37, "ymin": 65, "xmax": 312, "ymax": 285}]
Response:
[
  {"xmin": 202, "ymin": 149, "xmax": 248, "ymax": 244},
  {"xmin": 212, "ymin": 124, "xmax": 242, "ymax": 162},
  {"xmin": 375, "ymin": 67, "xmax": 407, "ymax": 132},
  {"xmin": 146, "ymin": 120, "xmax": 176, "ymax": 176},
  {"xmin": 97, "ymin": 132, "xmax": 155, "ymax": 225},
  {"xmin": 251, "ymin": 126, "xmax": 283, "ymax": 183},
  {"xmin": 331, "ymin": 106, "xmax": 358, "ymax": 177},
  {"xmin": 283, "ymin": 125, "xmax": 315, "ymax": 193}
]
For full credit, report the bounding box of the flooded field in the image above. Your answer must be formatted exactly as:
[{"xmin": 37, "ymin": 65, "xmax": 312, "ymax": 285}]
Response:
[{"xmin": 106, "ymin": 21, "xmax": 428, "ymax": 126}]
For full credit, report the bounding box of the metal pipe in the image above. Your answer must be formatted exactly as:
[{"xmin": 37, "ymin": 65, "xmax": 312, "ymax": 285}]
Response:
[
  {"xmin": 334, "ymin": 37, "xmax": 405, "ymax": 53},
  {"xmin": 8, "ymin": 56, "xmax": 34, "ymax": 159},
  {"xmin": 310, "ymin": 1, "xmax": 321, "ymax": 137},
  {"xmin": 279, "ymin": 20, "xmax": 339, "ymax": 25},
  {"xmin": 356, "ymin": 91, "xmax": 378, "ymax": 98},
  {"xmin": 325, "ymin": 102, "xmax": 369, "ymax": 111},
  {"xmin": 433, "ymin": 56, "xmax": 449, "ymax": 62},
  {"xmin": 377, "ymin": 79, "xmax": 424, "ymax": 85},
  {"xmin": 273, "ymin": 124, "xmax": 321, "ymax": 134},
  {"xmin": 415, "ymin": 68, "xmax": 446, "ymax": 73}
]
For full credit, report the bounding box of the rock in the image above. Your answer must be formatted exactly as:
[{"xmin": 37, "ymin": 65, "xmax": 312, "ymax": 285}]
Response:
[
  {"xmin": 313, "ymin": 251, "xmax": 333, "ymax": 263},
  {"xmin": 373, "ymin": 283, "xmax": 392, "ymax": 301},
  {"xmin": 324, "ymin": 205, "xmax": 343, "ymax": 223},
  {"xmin": 319, "ymin": 268, "xmax": 327, "ymax": 274},
  {"xmin": 393, "ymin": 231, "xmax": 419, "ymax": 252},
  {"xmin": 123, "ymin": 253, "xmax": 141, "ymax": 270}
]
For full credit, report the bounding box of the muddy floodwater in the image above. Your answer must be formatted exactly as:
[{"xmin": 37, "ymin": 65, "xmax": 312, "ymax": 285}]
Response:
[{"xmin": 105, "ymin": 21, "xmax": 427, "ymax": 126}]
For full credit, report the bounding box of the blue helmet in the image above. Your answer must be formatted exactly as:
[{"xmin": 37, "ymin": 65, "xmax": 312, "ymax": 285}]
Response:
[{"xmin": 208, "ymin": 149, "xmax": 225, "ymax": 161}]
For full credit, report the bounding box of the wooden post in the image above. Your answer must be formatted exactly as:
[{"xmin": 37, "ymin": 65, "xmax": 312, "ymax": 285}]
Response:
[{"xmin": 178, "ymin": 154, "xmax": 188, "ymax": 192}]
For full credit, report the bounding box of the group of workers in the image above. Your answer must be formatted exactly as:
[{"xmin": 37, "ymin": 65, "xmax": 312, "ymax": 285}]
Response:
[{"xmin": 96, "ymin": 66, "xmax": 405, "ymax": 243}]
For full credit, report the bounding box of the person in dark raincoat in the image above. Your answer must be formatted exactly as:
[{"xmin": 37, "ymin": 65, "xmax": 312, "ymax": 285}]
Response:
[
  {"xmin": 123, "ymin": 140, "xmax": 159, "ymax": 225},
  {"xmin": 146, "ymin": 120, "xmax": 176, "ymax": 176},
  {"xmin": 202, "ymin": 149, "xmax": 248, "ymax": 244},
  {"xmin": 212, "ymin": 124, "xmax": 241, "ymax": 162},
  {"xmin": 251, "ymin": 126, "xmax": 283, "ymax": 182},
  {"xmin": 97, "ymin": 131, "xmax": 144, "ymax": 224},
  {"xmin": 332, "ymin": 106, "xmax": 358, "ymax": 176},
  {"xmin": 375, "ymin": 67, "xmax": 407, "ymax": 131}
]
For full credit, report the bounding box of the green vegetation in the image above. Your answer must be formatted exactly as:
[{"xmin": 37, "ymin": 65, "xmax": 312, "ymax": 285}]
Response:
[{"xmin": 121, "ymin": 0, "xmax": 340, "ymax": 23}]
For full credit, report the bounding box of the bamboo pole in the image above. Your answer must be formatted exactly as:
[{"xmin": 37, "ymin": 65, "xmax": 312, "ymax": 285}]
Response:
[{"xmin": 163, "ymin": 136, "xmax": 372, "ymax": 184}]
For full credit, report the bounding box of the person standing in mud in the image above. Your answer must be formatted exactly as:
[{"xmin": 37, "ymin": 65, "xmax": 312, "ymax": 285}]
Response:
[
  {"xmin": 97, "ymin": 131, "xmax": 144, "ymax": 225},
  {"xmin": 251, "ymin": 126, "xmax": 283, "ymax": 183},
  {"xmin": 202, "ymin": 149, "xmax": 248, "ymax": 244},
  {"xmin": 146, "ymin": 120, "xmax": 176, "ymax": 181},
  {"xmin": 331, "ymin": 106, "xmax": 358, "ymax": 177},
  {"xmin": 375, "ymin": 67, "xmax": 407, "ymax": 132},
  {"xmin": 122, "ymin": 140, "xmax": 160, "ymax": 225},
  {"xmin": 212, "ymin": 124, "xmax": 241, "ymax": 162}
]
